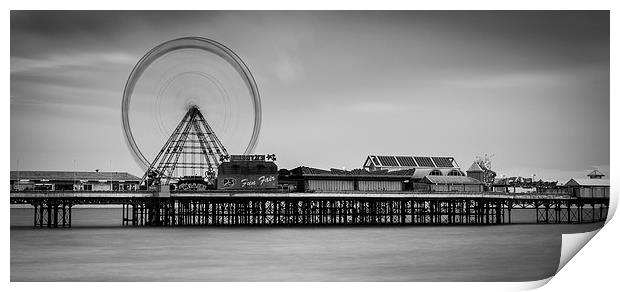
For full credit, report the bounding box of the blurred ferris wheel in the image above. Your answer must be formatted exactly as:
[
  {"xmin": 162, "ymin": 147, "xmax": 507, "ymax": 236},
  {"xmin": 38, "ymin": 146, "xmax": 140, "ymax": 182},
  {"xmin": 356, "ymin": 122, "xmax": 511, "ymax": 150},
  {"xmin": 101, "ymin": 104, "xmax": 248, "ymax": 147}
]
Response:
[{"xmin": 121, "ymin": 37, "xmax": 262, "ymax": 175}]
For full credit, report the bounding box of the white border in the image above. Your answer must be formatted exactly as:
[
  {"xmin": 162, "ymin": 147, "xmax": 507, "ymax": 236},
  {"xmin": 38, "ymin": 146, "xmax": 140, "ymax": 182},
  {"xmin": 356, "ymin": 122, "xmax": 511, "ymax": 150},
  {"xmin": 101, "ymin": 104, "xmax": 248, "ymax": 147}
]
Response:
[{"xmin": 4, "ymin": 1, "xmax": 617, "ymax": 292}]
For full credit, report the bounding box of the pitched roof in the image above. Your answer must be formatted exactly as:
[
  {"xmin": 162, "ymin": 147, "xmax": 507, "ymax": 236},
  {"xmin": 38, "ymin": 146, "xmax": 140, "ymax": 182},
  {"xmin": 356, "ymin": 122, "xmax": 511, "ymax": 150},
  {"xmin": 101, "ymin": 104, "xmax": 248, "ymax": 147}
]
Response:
[
  {"xmin": 422, "ymin": 176, "xmax": 483, "ymax": 185},
  {"xmin": 10, "ymin": 171, "xmax": 141, "ymax": 181},
  {"xmin": 587, "ymin": 170, "xmax": 605, "ymax": 177},
  {"xmin": 565, "ymin": 178, "xmax": 610, "ymax": 187},
  {"xmin": 412, "ymin": 168, "xmax": 434, "ymax": 179},
  {"xmin": 365, "ymin": 155, "xmax": 459, "ymax": 168},
  {"xmin": 292, "ymin": 166, "xmax": 332, "ymax": 175},
  {"xmin": 467, "ymin": 162, "xmax": 484, "ymax": 172},
  {"xmin": 410, "ymin": 168, "xmax": 464, "ymax": 179},
  {"xmin": 290, "ymin": 166, "xmax": 414, "ymax": 178},
  {"xmin": 385, "ymin": 169, "xmax": 417, "ymax": 176}
]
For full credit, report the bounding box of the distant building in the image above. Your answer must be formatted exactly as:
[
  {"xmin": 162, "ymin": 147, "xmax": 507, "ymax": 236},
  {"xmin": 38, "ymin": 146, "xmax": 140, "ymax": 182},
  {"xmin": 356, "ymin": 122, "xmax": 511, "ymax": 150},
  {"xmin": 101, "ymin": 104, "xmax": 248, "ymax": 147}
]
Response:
[
  {"xmin": 499, "ymin": 176, "xmax": 537, "ymax": 193},
  {"xmin": 491, "ymin": 178, "xmax": 510, "ymax": 193},
  {"xmin": 10, "ymin": 171, "xmax": 140, "ymax": 191},
  {"xmin": 536, "ymin": 183, "xmax": 567, "ymax": 195},
  {"xmin": 534, "ymin": 180, "xmax": 564, "ymax": 194}
]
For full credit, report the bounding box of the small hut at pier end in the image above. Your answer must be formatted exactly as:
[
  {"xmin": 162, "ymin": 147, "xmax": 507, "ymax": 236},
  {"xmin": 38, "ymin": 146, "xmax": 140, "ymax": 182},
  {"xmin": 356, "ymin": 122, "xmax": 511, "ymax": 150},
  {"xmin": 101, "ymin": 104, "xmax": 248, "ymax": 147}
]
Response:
[{"xmin": 564, "ymin": 170, "xmax": 610, "ymax": 198}]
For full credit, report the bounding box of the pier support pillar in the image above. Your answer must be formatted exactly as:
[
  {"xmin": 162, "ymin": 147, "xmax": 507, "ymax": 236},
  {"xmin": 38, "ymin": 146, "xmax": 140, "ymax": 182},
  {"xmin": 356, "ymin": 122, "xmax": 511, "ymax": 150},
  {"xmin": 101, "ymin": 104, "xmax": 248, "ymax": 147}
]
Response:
[{"xmin": 33, "ymin": 202, "xmax": 72, "ymax": 228}]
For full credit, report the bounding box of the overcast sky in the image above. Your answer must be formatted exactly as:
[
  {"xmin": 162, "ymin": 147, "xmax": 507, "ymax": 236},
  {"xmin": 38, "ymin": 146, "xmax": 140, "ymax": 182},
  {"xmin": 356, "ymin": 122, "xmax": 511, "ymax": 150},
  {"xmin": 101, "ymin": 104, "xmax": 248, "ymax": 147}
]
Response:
[{"xmin": 10, "ymin": 11, "xmax": 609, "ymax": 182}]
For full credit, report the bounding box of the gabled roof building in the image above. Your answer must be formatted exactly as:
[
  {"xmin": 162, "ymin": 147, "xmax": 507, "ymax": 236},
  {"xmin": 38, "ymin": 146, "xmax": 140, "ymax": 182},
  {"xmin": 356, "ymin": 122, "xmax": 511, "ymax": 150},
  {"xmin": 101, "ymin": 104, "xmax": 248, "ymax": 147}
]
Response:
[
  {"xmin": 288, "ymin": 166, "xmax": 415, "ymax": 192},
  {"xmin": 563, "ymin": 170, "xmax": 610, "ymax": 198}
]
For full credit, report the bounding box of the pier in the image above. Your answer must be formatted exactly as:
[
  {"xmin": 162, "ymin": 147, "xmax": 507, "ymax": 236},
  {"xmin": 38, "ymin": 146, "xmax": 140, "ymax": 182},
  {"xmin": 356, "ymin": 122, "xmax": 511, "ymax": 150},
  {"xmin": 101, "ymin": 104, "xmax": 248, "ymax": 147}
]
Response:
[{"xmin": 10, "ymin": 191, "xmax": 609, "ymax": 228}]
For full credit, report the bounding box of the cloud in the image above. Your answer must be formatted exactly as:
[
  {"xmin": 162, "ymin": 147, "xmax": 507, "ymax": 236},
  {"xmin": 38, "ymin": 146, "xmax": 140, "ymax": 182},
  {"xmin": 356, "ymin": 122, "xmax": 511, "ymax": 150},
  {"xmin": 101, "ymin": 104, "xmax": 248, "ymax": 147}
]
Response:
[
  {"xmin": 442, "ymin": 64, "xmax": 607, "ymax": 90},
  {"xmin": 349, "ymin": 101, "xmax": 404, "ymax": 114},
  {"xmin": 10, "ymin": 81, "xmax": 122, "ymax": 112},
  {"xmin": 273, "ymin": 54, "xmax": 304, "ymax": 83},
  {"xmin": 11, "ymin": 52, "xmax": 137, "ymax": 74},
  {"xmin": 9, "ymin": 11, "xmax": 609, "ymax": 176}
]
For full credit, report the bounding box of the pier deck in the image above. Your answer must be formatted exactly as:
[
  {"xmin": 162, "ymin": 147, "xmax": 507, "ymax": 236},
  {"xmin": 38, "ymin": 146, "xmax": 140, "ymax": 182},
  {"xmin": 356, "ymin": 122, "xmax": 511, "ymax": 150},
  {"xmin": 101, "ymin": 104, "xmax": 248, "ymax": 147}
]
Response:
[{"xmin": 10, "ymin": 191, "xmax": 609, "ymax": 228}]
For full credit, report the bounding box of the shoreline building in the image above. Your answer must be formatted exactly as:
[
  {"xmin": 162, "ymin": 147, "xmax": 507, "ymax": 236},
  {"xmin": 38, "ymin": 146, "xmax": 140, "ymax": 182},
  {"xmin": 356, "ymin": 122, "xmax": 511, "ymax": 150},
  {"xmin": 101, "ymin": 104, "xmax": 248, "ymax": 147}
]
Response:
[{"xmin": 10, "ymin": 171, "xmax": 140, "ymax": 191}]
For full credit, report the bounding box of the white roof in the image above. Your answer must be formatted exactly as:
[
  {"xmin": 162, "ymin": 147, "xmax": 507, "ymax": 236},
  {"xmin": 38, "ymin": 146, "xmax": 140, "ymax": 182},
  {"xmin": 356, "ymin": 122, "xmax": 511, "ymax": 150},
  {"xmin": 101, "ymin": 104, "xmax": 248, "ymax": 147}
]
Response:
[
  {"xmin": 565, "ymin": 178, "xmax": 610, "ymax": 187},
  {"xmin": 411, "ymin": 168, "xmax": 463, "ymax": 179},
  {"xmin": 423, "ymin": 176, "xmax": 483, "ymax": 185}
]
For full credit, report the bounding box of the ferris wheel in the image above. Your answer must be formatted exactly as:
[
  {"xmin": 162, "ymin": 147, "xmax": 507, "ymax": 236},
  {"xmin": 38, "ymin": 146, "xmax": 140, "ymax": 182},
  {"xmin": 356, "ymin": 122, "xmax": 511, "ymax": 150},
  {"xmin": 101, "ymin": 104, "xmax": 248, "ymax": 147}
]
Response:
[{"xmin": 121, "ymin": 37, "xmax": 262, "ymax": 183}]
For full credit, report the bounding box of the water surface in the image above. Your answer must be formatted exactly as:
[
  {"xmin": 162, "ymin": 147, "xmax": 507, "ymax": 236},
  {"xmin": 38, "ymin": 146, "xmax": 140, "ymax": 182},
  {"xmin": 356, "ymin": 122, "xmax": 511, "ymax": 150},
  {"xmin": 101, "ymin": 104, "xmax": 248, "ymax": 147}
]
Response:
[{"xmin": 10, "ymin": 208, "xmax": 603, "ymax": 281}]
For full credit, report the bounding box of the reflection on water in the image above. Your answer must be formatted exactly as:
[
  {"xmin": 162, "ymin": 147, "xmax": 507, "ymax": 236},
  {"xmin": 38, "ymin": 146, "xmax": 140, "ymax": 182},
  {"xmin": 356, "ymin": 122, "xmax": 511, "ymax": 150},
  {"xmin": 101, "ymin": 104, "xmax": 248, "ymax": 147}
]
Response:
[{"xmin": 10, "ymin": 208, "xmax": 603, "ymax": 281}]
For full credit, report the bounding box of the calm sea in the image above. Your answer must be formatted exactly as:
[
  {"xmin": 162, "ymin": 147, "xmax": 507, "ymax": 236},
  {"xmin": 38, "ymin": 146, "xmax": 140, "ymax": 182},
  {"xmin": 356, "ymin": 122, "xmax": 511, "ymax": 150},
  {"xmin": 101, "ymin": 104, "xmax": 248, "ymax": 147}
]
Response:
[{"xmin": 10, "ymin": 208, "xmax": 603, "ymax": 282}]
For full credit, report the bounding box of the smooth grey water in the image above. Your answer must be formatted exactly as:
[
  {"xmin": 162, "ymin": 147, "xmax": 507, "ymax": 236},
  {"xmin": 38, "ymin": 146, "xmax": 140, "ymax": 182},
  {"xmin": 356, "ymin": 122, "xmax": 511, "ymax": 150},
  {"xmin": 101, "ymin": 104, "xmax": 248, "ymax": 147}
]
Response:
[{"xmin": 10, "ymin": 208, "xmax": 603, "ymax": 282}]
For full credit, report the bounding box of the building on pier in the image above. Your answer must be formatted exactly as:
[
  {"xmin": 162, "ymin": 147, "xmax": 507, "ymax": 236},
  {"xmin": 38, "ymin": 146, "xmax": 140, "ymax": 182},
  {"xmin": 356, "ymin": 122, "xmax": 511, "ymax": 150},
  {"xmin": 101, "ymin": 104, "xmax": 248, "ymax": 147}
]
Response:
[
  {"xmin": 217, "ymin": 155, "xmax": 278, "ymax": 190},
  {"xmin": 283, "ymin": 155, "xmax": 487, "ymax": 193},
  {"xmin": 564, "ymin": 179, "xmax": 609, "ymax": 198},
  {"xmin": 10, "ymin": 171, "xmax": 140, "ymax": 191},
  {"xmin": 287, "ymin": 165, "xmax": 484, "ymax": 193},
  {"xmin": 466, "ymin": 161, "xmax": 497, "ymax": 187},
  {"xmin": 288, "ymin": 166, "xmax": 414, "ymax": 192},
  {"xmin": 421, "ymin": 176, "xmax": 484, "ymax": 192},
  {"xmin": 565, "ymin": 170, "xmax": 610, "ymax": 198},
  {"xmin": 466, "ymin": 162, "xmax": 485, "ymax": 182}
]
